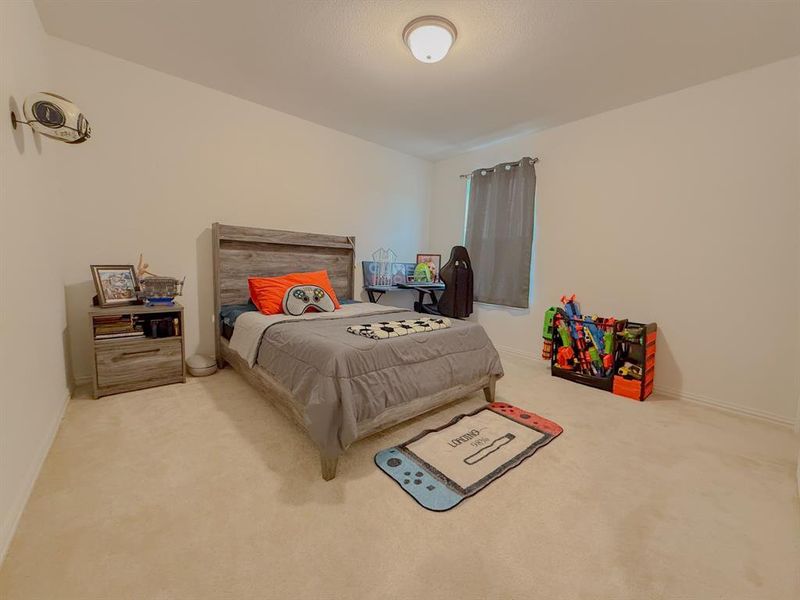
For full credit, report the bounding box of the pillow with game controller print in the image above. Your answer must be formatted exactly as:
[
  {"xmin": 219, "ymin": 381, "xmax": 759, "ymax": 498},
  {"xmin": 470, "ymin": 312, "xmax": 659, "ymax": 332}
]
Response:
[{"xmin": 281, "ymin": 285, "xmax": 336, "ymax": 316}]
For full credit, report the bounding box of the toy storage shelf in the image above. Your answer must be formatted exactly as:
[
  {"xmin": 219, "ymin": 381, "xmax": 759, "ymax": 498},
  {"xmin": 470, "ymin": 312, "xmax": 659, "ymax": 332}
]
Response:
[
  {"xmin": 551, "ymin": 365, "xmax": 614, "ymax": 391},
  {"xmin": 550, "ymin": 314, "xmax": 619, "ymax": 391},
  {"xmin": 612, "ymin": 322, "xmax": 657, "ymax": 401},
  {"xmin": 550, "ymin": 319, "xmax": 657, "ymax": 401}
]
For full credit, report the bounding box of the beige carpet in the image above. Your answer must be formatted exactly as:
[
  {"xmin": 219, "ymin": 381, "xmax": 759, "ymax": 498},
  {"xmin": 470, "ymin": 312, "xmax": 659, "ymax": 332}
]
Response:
[{"xmin": 1, "ymin": 354, "xmax": 798, "ymax": 600}]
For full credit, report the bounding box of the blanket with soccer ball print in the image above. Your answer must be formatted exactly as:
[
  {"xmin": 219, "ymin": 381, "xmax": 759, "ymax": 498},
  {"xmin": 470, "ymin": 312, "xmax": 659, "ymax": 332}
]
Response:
[{"xmin": 346, "ymin": 317, "xmax": 451, "ymax": 340}]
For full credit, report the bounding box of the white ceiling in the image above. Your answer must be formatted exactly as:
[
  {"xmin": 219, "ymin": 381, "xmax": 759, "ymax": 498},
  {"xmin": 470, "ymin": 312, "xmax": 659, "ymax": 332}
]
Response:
[{"xmin": 35, "ymin": 0, "xmax": 800, "ymax": 160}]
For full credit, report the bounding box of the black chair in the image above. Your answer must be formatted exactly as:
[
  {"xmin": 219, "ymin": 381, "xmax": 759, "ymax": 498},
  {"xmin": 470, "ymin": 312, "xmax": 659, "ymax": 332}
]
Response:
[{"xmin": 419, "ymin": 246, "xmax": 474, "ymax": 318}]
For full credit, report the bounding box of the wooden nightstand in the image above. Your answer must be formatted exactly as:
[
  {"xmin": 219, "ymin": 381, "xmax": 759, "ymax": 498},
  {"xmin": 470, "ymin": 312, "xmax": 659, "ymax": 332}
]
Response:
[{"xmin": 89, "ymin": 303, "xmax": 186, "ymax": 398}]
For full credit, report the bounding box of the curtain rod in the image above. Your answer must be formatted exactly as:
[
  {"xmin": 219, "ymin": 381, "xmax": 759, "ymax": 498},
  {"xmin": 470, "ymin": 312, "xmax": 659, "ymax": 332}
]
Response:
[{"xmin": 459, "ymin": 157, "xmax": 539, "ymax": 179}]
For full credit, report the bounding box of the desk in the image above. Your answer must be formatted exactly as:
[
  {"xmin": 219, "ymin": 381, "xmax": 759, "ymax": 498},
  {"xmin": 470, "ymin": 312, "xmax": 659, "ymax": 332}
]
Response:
[{"xmin": 365, "ymin": 282, "xmax": 445, "ymax": 312}]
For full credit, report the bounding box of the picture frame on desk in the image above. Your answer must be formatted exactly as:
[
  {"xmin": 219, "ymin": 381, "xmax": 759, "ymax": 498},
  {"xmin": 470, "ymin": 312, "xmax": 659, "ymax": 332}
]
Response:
[
  {"xmin": 90, "ymin": 264, "xmax": 140, "ymax": 307},
  {"xmin": 416, "ymin": 253, "xmax": 441, "ymax": 282}
]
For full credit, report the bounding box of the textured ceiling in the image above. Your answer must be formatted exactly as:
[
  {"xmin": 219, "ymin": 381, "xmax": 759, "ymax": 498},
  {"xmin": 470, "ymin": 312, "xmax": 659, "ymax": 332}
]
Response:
[{"xmin": 34, "ymin": 0, "xmax": 800, "ymax": 160}]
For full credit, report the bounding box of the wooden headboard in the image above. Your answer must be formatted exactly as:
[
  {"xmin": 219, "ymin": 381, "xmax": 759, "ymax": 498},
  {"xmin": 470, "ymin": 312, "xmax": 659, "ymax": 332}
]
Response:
[{"xmin": 212, "ymin": 223, "xmax": 355, "ymax": 359}]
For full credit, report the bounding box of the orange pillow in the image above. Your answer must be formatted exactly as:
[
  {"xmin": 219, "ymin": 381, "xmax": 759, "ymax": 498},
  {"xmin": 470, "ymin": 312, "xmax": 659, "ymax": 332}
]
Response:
[{"xmin": 248, "ymin": 270, "xmax": 341, "ymax": 315}]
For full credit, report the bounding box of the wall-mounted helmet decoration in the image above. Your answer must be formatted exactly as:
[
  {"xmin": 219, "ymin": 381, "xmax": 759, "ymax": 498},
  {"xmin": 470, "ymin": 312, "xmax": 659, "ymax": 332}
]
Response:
[{"xmin": 11, "ymin": 92, "xmax": 91, "ymax": 144}]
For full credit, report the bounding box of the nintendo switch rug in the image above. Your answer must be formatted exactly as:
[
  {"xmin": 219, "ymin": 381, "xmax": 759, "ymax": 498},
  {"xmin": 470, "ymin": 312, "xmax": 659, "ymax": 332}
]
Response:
[{"xmin": 375, "ymin": 402, "xmax": 563, "ymax": 511}]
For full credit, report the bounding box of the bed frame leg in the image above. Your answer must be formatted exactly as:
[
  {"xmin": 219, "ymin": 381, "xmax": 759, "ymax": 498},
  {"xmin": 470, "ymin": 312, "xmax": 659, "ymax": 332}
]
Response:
[
  {"xmin": 320, "ymin": 455, "xmax": 338, "ymax": 481},
  {"xmin": 483, "ymin": 376, "xmax": 496, "ymax": 403}
]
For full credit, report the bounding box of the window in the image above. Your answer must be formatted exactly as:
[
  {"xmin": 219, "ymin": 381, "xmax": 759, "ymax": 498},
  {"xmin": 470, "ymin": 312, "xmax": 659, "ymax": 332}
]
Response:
[{"xmin": 463, "ymin": 158, "xmax": 537, "ymax": 308}]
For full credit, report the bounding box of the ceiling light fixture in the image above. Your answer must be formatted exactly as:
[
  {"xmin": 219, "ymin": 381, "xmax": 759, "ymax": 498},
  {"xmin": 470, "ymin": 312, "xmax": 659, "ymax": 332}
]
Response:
[{"xmin": 403, "ymin": 16, "xmax": 457, "ymax": 64}]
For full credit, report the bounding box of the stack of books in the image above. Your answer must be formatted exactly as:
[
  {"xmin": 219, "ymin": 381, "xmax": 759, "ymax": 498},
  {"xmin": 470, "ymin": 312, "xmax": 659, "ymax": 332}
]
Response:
[{"xmin": 94, "ymin": 314, "xmax": 144, "ymax": 340}]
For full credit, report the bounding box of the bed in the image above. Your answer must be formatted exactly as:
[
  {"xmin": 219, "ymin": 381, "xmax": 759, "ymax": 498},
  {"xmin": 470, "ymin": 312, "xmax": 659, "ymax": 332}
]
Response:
[{"xmin": 212, "ymin": 223, "xmax": 504, "ymax": 480}]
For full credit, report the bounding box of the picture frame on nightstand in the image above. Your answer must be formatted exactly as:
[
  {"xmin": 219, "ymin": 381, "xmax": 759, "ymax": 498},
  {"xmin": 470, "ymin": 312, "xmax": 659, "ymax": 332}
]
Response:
[{"xmin": 90, "ymin": 264, "xmax": 140, "ymax": 307}]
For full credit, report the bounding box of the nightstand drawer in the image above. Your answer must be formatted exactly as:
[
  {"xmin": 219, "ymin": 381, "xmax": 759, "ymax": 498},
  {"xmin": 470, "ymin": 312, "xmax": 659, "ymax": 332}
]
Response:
[{"xmin": 96, "ymin": 337, "xmax": 183, "ymax": 389}]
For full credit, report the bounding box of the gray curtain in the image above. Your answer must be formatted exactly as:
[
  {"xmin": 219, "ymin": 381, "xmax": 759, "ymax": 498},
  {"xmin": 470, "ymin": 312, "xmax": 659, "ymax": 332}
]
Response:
[{"xmin": 464, "ymin": 158, "xmax": 536, "ymax": 308}]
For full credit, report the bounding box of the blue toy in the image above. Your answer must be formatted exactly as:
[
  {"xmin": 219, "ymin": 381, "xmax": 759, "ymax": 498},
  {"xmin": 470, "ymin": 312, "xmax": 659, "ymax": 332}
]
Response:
[
  {"xmin": 583, "ymin": 316, "xmax": 606, "ymax": 354},
  {"xmin": 561, "ymin": 294, "xmax": 582, "ymax": 339}
]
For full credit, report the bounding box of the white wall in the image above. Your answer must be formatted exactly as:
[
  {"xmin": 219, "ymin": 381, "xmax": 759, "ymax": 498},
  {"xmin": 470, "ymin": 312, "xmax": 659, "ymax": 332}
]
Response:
[
  {"xmin": 430, "ymin": 57, "xmax": 800, "ymax": 424},
  {"xmin": 46, "ymin": 38, "xmax": 432, "ymax": 383},
  {"xmin": 0, "ymin": 1, "xmax": 71, "ymax": 561}
]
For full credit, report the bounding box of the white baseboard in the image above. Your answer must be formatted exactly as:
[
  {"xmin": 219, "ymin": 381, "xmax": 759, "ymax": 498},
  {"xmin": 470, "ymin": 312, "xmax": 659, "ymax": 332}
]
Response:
[
  {"xmin": 653, "ymin": 385, "xmax": 795, "ymax": 428},
  {"xmin": 0, "ymin": 390, "xmax": 70, "ymax": 566},
  {"xmin": 495, "ymin": 345, "xmax": 539, "ymax": 362},
  {"xmin": 795, "ymin": 396, "xmax": 800, "ymax": 434},
  {"xmin": 495, "ymin": 347, "xmax": 797, "ymax": 429}
]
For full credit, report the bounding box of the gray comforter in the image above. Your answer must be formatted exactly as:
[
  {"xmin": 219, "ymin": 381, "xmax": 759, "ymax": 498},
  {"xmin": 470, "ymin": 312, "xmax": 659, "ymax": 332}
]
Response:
[{"xmin": 236, "ymin": 305, "xmax": 504, "ymax": 458}]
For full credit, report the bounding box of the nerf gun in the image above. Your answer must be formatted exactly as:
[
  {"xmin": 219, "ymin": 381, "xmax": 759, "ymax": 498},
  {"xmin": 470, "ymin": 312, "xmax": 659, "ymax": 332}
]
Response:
[
  {"xmin": 556, "ymin": 345, "xmax": 575, "ymax": 370},
  {"xmin": 553, "ymin": 309, "xmax": 577, "ymax": 370},
  {"xmin": 561, "ymin": 294, "xmax": 582, "ymax": 339},
  {"xmin": 618, "ymin": 326, "xmax": 643, "ymax": 343},
  {"xmin": 587, "ymin": 344, "xmax": 604, "ymax": 373},
  {"xmin": 602, "ymin": 351, "xmax": 614, "ymax": 374},
  {"xmin": 583, "ymin": 316, "xmax": 606, "ymax": 354},
  {"xmin": 602, "ymin": 319, "xmax": 616, "ymax": 374},
  {"xmin": 541, "ymin": 306, "xmax": 557, "ymax": 360},
  {"xmin": 618, "ymin": 361, "xmax": 643, "ymax": 380},
  {"xmin": 571, "ymin": 323, "xmax": 593, "ymax": 374},
  {"xmin": 556, "ymin": 318, "xmax": 572, "ymax": 348},
  {"xmin": 602, "ymin": 323, "xmax": 615, "ymax": 356}
]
